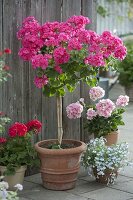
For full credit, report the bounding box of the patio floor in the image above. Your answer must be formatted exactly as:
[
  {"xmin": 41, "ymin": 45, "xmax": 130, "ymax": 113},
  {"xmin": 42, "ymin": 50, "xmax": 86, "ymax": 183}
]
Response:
[{"xmin": 19, "ymin": 83, "xmax": 133, "ymax": 200}]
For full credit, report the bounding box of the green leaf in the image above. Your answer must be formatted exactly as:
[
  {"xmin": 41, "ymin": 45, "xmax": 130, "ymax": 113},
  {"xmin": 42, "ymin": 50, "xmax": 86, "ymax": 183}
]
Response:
[
  {"xmin": 57, "ymin": 88, "xmax": 65, "ymax": 96},
  {"xmin": 43, "ymin": 85, "xmax": 56, "ymax": 97},
  {"xmin": 66, "ymin": 84, "xmax": 75, "ymax": 92}
]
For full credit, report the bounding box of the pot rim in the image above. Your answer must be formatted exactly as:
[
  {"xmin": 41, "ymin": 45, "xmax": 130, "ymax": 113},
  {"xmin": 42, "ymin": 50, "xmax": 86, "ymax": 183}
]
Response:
[
  {"xmin": 35, "ymin": 139, "xmax": 86, "ymax": 155},
  {"xmin": 0, "ymin": 165, "xmax": 27, "ymax": 173}
]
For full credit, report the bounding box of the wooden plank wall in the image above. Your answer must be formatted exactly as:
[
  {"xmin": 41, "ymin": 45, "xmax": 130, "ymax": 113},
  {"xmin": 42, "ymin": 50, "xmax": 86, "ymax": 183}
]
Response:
[{"xmin": 0, "ymin": 0, "xmax": 96, "ymax": 142}]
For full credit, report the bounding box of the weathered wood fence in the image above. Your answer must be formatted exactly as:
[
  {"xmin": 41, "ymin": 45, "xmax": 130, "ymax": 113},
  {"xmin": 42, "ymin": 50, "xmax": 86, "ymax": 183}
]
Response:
[
  {"xmin": 97, "ymin": 0, "xmax": 133, "ymax": 35},
  {"xmin": 0, "ymin": 0, "xmax": 97, "ymax": 142}
]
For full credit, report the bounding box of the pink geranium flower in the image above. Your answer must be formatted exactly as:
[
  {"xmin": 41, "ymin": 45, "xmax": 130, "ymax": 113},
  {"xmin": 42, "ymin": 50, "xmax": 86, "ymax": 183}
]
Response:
[
  {"xmin": 34, "ymin": 75, "xmax": 48, "ymax": 88},
  {"xmin": 86, "ymin": 108, "xmax": 97, "ymax": 120},
  {"xmin": 116, "ymin": 95, "xmax": 129, "ymax": 107},
  {"xmin": 89, "ymin": 86, "xmax": 105, "ymax": 101},
  {"xmin": 96, "ymin": 99, "xmax": 115, "ymax": 118},
  {"xmin": 66, "ymin": 102, "xmax": 83, "ymax": 119}
]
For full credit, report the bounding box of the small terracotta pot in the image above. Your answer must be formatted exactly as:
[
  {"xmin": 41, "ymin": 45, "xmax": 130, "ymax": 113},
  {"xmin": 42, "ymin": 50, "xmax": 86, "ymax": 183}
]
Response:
[
  {"xmin": 104, "ymin": 131, "xmax": 119, "ymax": 146},
  {"xmin": 93, "ymin": 168, "xmax": 118, "ymax": 184},
  {"xmin": 0, "ymin": 165, "xmax": 27, "ymax": 190},
  {"xmin": 35, "ymin": 139, "xmax": 86, "ymax": 190}
]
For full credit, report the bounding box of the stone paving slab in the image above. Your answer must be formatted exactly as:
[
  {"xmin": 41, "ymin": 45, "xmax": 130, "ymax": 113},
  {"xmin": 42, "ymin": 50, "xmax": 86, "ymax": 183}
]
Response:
[
  {"xmin": 67, "ymin": 180, "xmax": 106, "ymax": 195},
  {"xmin": 80, "ymin": 187, "xmax": 133, "ymax": 200},
  {"xmin": 120, "ymin": 167, "xmax": 133, "ymax": 178},
  {"xmin": 110, "ymin": 180, "xmax": 133, "ymax": 194},
  {"xmin": 21, "ymin": 186, "xmax": 89, "ymax": 200},
  {"xmin": 80, "ymin": 174, "xmax": 133, "ymax": 183},
  {"xmin": 24, "ymin": 173, "xmax": 42, "ymax": 184}
]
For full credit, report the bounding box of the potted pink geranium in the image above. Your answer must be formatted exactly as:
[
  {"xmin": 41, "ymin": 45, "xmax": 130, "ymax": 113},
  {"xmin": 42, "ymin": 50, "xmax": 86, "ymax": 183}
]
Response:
[
  {"xmin": 66, "ymin": 86, "xmax": 129, "ymax": 146},
  {"xmin": 17, "ymin": 15, "xmax": 127, "ymax": 190}
]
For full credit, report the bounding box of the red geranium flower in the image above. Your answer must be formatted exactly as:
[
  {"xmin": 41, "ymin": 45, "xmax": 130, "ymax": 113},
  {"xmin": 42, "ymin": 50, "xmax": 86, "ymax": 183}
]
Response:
[
  {"xmin": 3, "ymin": 65, "xmax": 10, "ymax": 71},
  {"xmin": 0, "ymin": 51, "xmax": 3, "ymax": 56},
  {"xmin": 4, "ymin": 48, "xmax": 11, "ymax": 54},
  {"xmin": 0, "ymin": 137, "xmax": 7, "ymax": 143},
  {"xmin": 9, "ymin": 122, "xmax": 27, "ymax": 137},
  {"xmin": 26, "ymin": 119, "xmax": 42, "ymax": 134},
  {"xmin": 0, "ymin": 112, "xmax": 5, "ymax": 116}
]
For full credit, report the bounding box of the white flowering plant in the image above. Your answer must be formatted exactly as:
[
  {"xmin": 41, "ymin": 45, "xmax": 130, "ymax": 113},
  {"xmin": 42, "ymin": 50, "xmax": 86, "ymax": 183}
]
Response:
[
  {"xmin": 66, "ymin": 86, "xmax": 129, "ymax": 138},
  {"xmin": 0, "ymin": 176, "xmax": 23, "ymax": 200},
  {"xmin": 82, "ymin": 137, "xmax": 130, "ymax": 184}
]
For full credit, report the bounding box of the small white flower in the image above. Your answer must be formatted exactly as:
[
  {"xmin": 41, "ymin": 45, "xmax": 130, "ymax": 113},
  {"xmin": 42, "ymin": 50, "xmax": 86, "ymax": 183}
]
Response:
[
  {"xmin": 0, "ymin": 176, "xmax": 4, "ymax": 180},
  {"xmin": 0, "ymin": 181, "xmax": 9, "ymax": 190},
  {"xmin": 0, "ymin": 190, "xmax": 8, "ymax": 200},
  {"xmin": 14, "ymin": 184, "xmax": 23, "ymax": 191},
  {"xmin": 79, "ymin": 98, "xmax": 84, "ymax": 104}
]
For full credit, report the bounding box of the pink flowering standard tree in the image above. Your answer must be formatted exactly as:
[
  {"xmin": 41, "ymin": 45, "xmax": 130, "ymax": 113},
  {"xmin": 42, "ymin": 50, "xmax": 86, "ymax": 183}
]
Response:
[
  {"xmin": 66, "ymin": 86, "xmax": 129, "ymax": 138},
  {"xmin": 17, "ymin": 15, "xmax": 127, "ymax": 145}
]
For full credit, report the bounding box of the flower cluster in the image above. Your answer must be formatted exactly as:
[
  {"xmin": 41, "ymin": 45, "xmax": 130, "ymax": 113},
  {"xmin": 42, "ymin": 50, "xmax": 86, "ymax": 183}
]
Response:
[
  {"xmin": 0, "ymin": 177, "xmax": 23, "ymax": 200},
  {"xmin": 0, "ymin": 119, "xmax": 42, "ymax": 175},
  {"xmin": 89, "ymin": 86, "xmax": 105, "ymax": 101},
  {"xmin": 26, "ymin": 119, "xmax": 42, "ymax": 133},
  {"xmin": 66, "ymin": 102, "xmax": 83, "ymax": 119},
  {"xmin": 17, "ymin": 16, "xmax": 127, "ymax": 97},
  {"xmin": 66, "ymin": 86, "xmax": 129, "ymax": 137},
  {"xmin": 96, "ymin": 99, "xmax": 116, "ymax": 118},
  {"xmin": 0, "ymin": 48, "xmax": 11, "ymax": 83},
  {"xmin": 0, "ymin": 119, "xmax": 42, "ymax": 141},
  {"xmin": 82, "ymin": 137, "xmax": 130, "ymax": 184},
  {"xmin": 116, "ymin": 95, "xmax": 129, "ymax": 107}
]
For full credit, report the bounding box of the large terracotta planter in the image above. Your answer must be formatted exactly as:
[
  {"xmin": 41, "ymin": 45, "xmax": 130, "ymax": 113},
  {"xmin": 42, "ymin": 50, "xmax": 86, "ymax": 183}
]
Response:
[
  {"xmin": 93, "ymin": 168, "xmax": 118, "ymax": 184},
  {"xmin": 104, "ymin": 131, "xmax": 119, "ymax": 146},
  {"xmin": 125, "ymin": 85, "xmax": 133, "ymax": 102},
  {"xmin": 0, "ymin": 165, "xmax": 27, "ymax": 190},
  {"xmin": 35, "ymin": 139, "xmax": 86, "ymax": 190}
]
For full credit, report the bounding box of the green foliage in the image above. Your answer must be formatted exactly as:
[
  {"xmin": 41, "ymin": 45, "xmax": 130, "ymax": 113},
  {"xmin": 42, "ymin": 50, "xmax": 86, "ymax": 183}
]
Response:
[
  {"xmin": 116, "ymin": 40, "xmax": 133, "ymax": 87},
  {"xmin": 0, "ymin": 116, "xmax": 11, "ymax": 134},
  {"xmin": 97, "ymin": 5, "xmax": 108, "ymax": 18},
  {"xmin": 0, "ymin": 55, "xmax": 11, "ymax": 84},
  {"xmin": 97, "ymin": 0, "xmax": 133, "ymax": 20},
  {"xmin": 0, "ymin": 134, "xmax": 39, "ymax": 175},
  {"xmin": 84, "ymin": 108, "xmax": 125, "ymax": 137},
  {"xmin": 42, "ymin": 48, "xmax": 100, "ymax": 97}
]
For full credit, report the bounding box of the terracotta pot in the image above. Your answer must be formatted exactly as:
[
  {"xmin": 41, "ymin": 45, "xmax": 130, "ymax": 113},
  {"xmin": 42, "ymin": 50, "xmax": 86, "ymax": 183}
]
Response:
[
  {"xmin": 35, "ymin": 139, "xmax": 86, "ymax": 190},
  {"xmin": 104, "ymin": 131, "xmax": 119, "ymax": 146},
  {"xmin": 125, "ymin": 85, "xmax": 133, "ymax": 102},
  {"xmin": 93, "ymin": 168, "xmax": 118, "ymax": 184},
  {"xmin": 0, "ymin": 165, "xmax": 27, "ymax": 190}
]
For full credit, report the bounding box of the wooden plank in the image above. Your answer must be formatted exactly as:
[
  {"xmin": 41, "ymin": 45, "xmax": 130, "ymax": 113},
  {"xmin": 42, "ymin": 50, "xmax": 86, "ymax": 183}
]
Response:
[
  {"xmin": 11, "ymin": 0, "xmax": 24, "ymax": 123},
  {"xmin": 41, "ymin": 0, "xmax": 62, "ymax": 140},
  {"xmin": 81, "ymin": 0, "xmax": 97, "ymax": 30},
  {"xmin": 62, "ymin": 0, "xmax": 81, "ymax": 140},
  {"xmin": 29, "ymin": 0, "xmax": 43, "ymax": 143},
  {"xmin": 0, "ymin": 0, "xmax": 3, "ymax": 112},
  {"xmin": 80, "ymin": 0, "xmax": 97, "ymax": 142},
  {"xmin": 2, "ymin": 0, "xmax": 16, "ymax": 125},
  {"xmin": 21, "ymin": 0, "xmax": 32, "ymax": 125}
]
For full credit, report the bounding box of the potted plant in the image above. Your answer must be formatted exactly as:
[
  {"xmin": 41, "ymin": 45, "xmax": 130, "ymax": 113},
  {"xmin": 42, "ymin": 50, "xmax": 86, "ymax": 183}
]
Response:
[
  {"xmin": 17, "ymin": 15, "xmax": 127, "ymax": 190},
  {"xmin": 116, "ymin": 39, "xmax": 133, "ymax": 101},
  {"xmin": 0, "ymin": 176, "xmax": 23, "ymax": 200},
  {"xmin": 66, "ymin": 86, "xmax": 129, "ymax": 146},
  {"xmin": 82, "ymin": 137, "xmax": 130, "ymax": 184},
  {"xmin": 0, "ymin": 119, "xmax": 42, "ymax": 189}
]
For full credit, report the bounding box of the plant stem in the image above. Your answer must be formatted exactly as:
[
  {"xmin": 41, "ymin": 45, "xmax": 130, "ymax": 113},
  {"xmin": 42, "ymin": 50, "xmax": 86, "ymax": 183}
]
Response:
[{"xmin": 57, "ymin": 96, "xmax": 63, "ymax": 145}]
